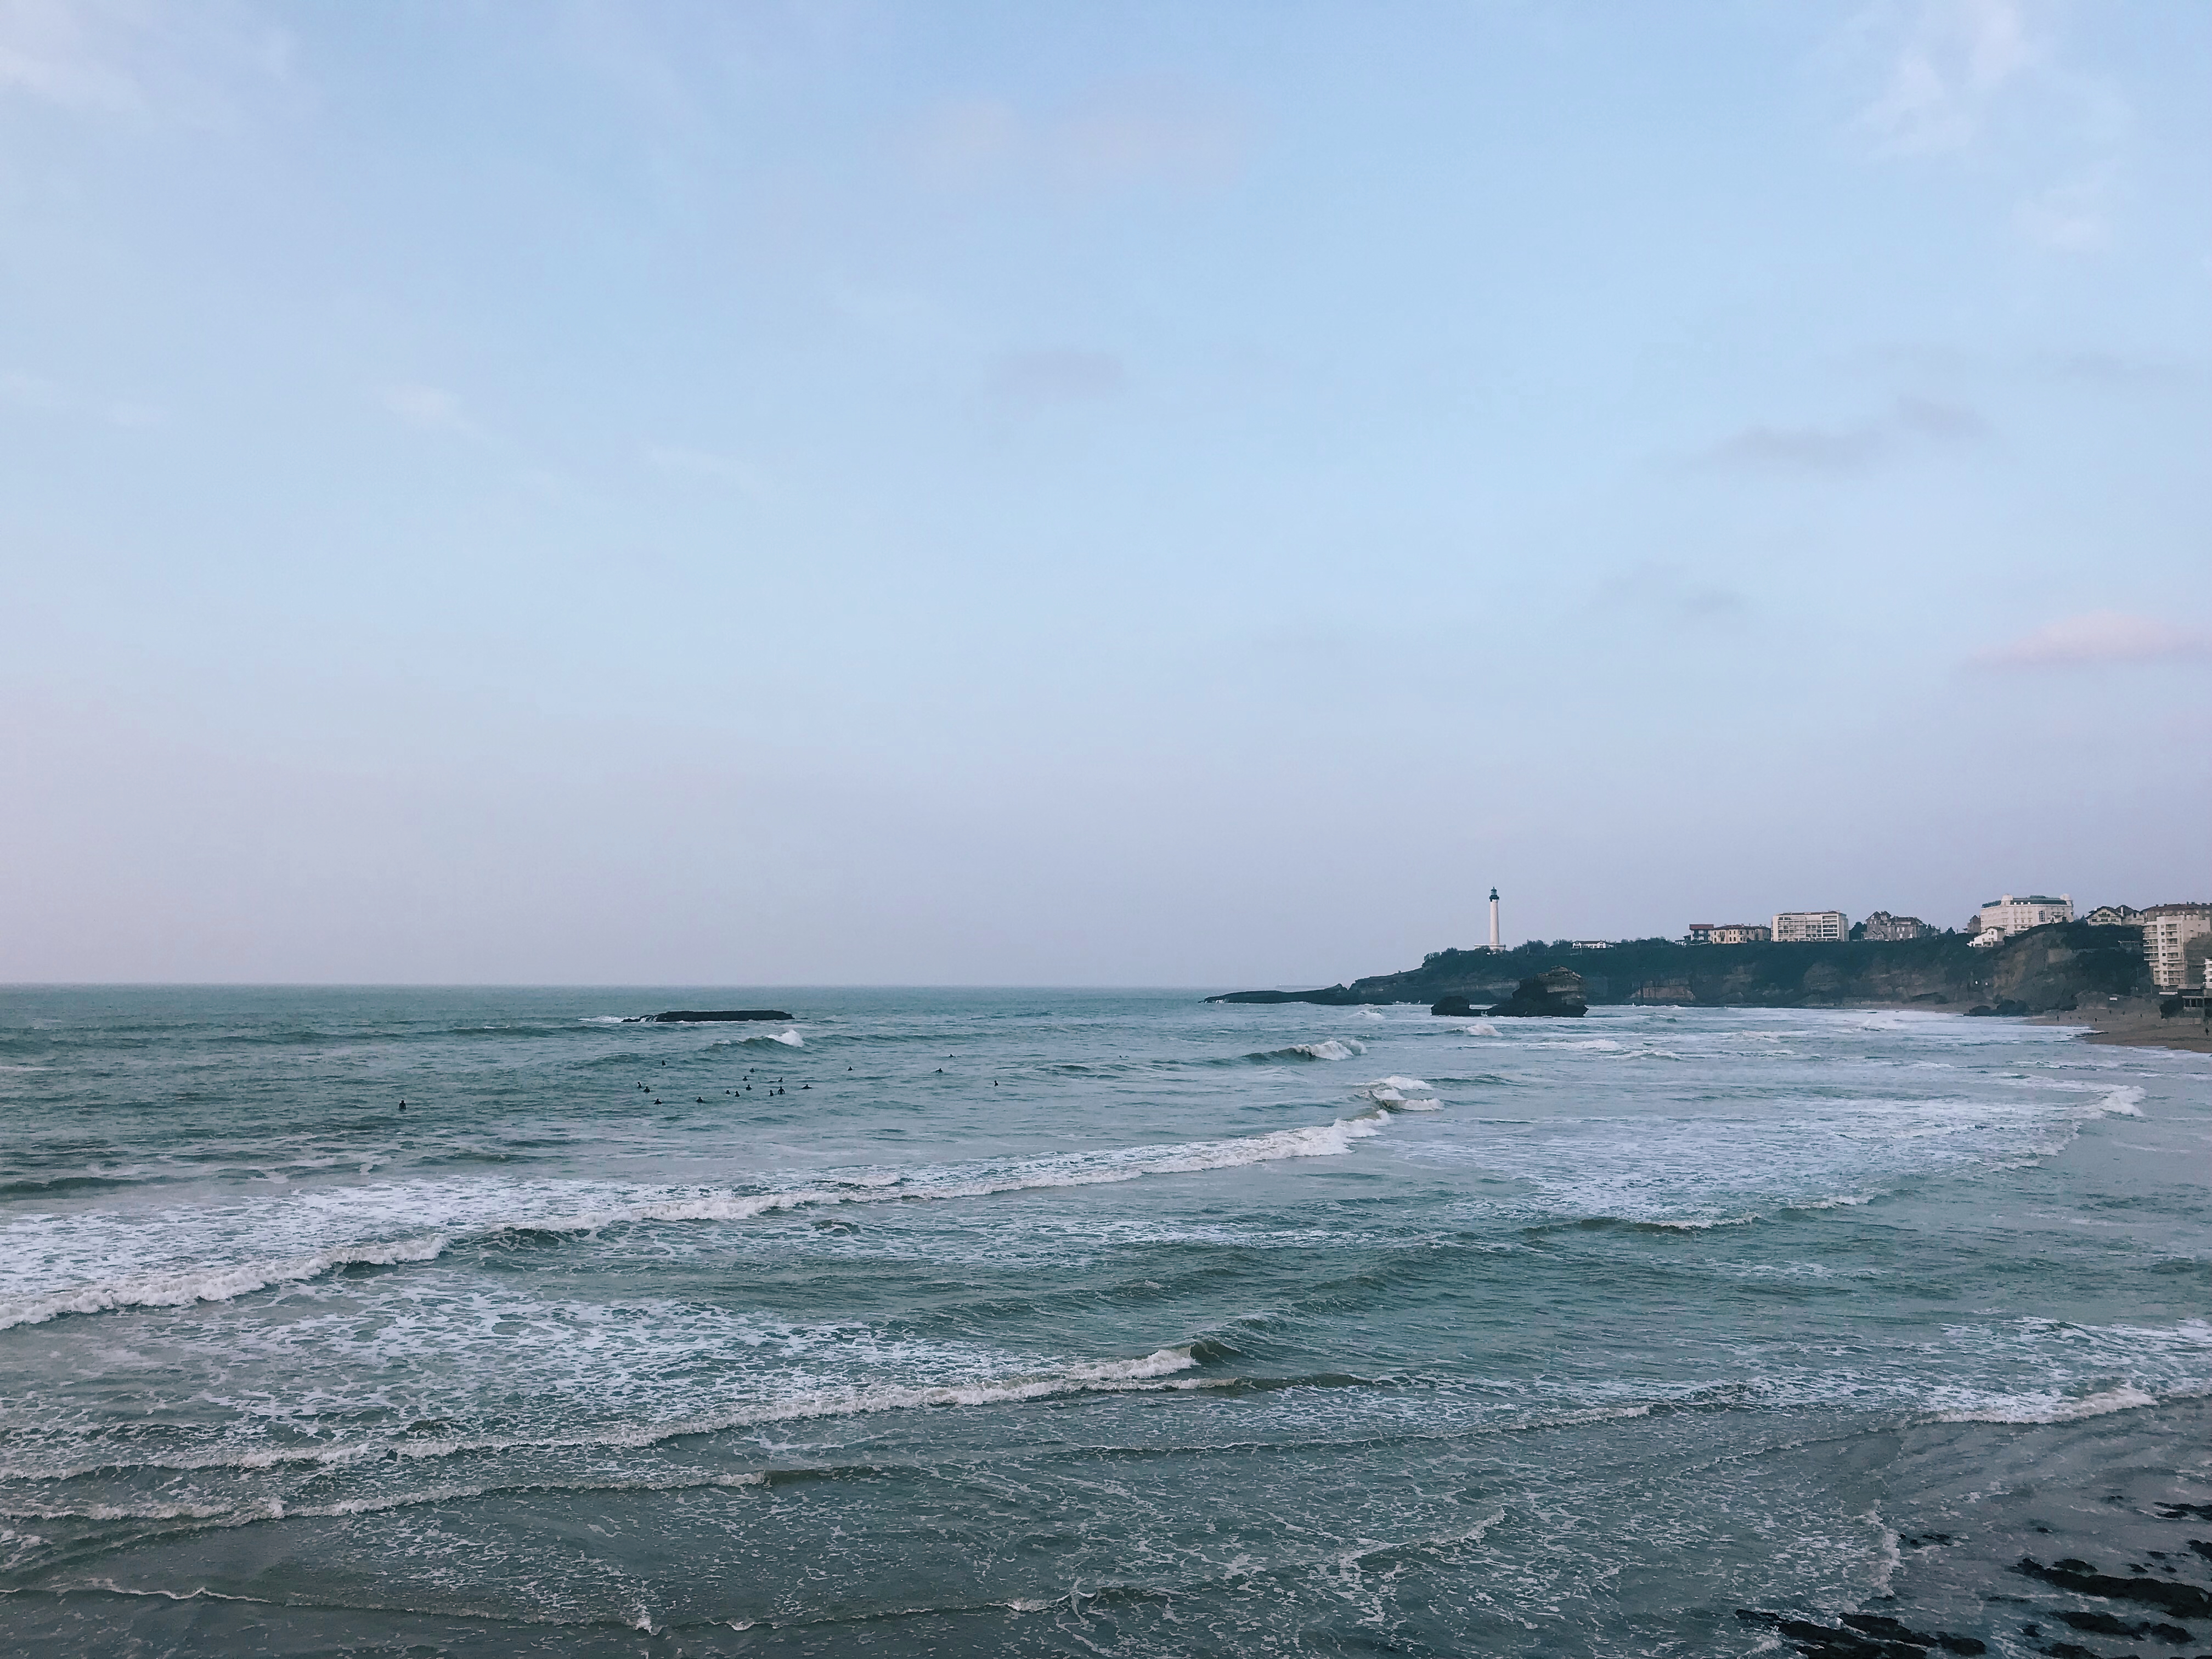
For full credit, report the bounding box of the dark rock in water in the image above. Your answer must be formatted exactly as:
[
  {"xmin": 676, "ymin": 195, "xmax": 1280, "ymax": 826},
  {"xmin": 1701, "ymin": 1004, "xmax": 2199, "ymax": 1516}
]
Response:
[
  {"xmin": 1489, "ymin": 969, "xmax": 1588, "ymax": 1018},
  {"xmin": 2051, "ymin": 1608, "xmax": 2190, "ymax": 1641},
  {"xmin": 1839, "ymin": 1613, "xmax": 1987, "ymax": 1654},
  {"xmin": 1431, "ymin": 995, "xmax": 1480, "ymax": 1017},
  {"xmin": 1206, "ymin": 985, "xmax": 1371, "ymax": 1006},
  {"xmin": 1966, "ymin": 1000, "xmax": 2029, "ymax": 1018},
  {"xmin": 628, "ymin": 1009, "xmax": 795, "ymax": 1024},
  {"xmin": 2015, "ymin": 1556, "xmax": 2212, "ymax": 1618},
  {"xmin": 1737, "ymin": 1608, "xmax": 1987, "ymax": 1656}
]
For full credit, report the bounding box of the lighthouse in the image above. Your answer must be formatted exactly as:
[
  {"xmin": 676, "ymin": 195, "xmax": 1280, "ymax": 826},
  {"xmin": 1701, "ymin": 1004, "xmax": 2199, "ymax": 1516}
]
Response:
[{"xmin": 1488, "ymin": 887, "xmax": 1500, "ymax": 951}]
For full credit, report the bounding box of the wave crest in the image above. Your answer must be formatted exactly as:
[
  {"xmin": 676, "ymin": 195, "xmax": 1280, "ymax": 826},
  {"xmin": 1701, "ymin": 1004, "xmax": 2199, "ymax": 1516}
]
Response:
[{"xmin": 1245, "ymin": 1039, "xmax": 1365, "ymax": 1063}]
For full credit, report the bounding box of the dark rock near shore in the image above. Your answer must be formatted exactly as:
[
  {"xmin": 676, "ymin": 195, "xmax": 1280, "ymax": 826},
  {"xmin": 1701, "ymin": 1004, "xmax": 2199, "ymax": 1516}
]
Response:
[
  {"xmin": 1208, "ymin": 985, "xmax": 1372, "ymax": 1006},
  {"xmin": 2049, "ymin": 1608, "xmax": 2192, "ymax": 1641},
  {"xmin": 2014, "ymin": 1556, "xmax": 2212, "ymax": 1618},
  {"xmin": 1736, "ymin": 1607, "xmax": 1987, "ymax": 1656},
  {"xmin": 1489, "ymin": 969, "xmax": 1587, "ymax": 1018},
  {"xmin": 1430, "ymin": 995, "xmax": 1481, "ymax": 1017},
  {"xmin": 628, "ymin": 1009, "xmax": 795, "ymax": 1023}
]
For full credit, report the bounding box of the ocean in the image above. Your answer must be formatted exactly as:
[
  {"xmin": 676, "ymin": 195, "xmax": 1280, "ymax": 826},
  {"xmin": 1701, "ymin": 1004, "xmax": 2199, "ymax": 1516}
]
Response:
[{"xmin": 2, "ymin": 987, "xmax": 2207, "ymax": 1657}]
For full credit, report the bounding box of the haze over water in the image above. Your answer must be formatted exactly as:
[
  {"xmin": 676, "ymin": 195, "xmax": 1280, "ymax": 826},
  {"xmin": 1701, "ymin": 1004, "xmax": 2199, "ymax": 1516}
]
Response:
[{"xmin": 3, "ymin": 988, "xmax": 2208, "ymax": 1655}]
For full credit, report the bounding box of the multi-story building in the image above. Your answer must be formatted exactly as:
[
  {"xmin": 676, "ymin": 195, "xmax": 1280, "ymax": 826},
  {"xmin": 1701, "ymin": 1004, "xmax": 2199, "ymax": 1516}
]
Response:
[
  {"xmin": 1707, "ymin": 923, "xmax": 1771, "ymax": 945},
  {"xmin": 1859, "ymin": 912, "xmax": 1933, "ymax": 942},
  {"xmin": 1686, "ymin": 923, "xmax": 1716, "ymax": 944},
  {"xmin": 1974, "ymin": 894, "xmax": 2073, "ymax": 944},
  {"xmin": 1773, "ymin": 911, "xmax": 1848, "ymax": 943},
  {"xmin": 2083, "ymin": 905, "xmax": 2143, "ymax": 928},
  {"xmin": 2143, "ymin": 903, "xmax": 2212, "ymax": 990},
  {"xmin": 2187, "ymin": 935, "xmax": 2212, "ymax": 991}
]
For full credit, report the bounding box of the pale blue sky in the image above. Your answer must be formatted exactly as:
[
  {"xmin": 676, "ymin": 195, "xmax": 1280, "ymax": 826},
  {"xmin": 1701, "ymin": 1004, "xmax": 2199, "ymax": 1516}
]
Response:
[{"xmin": 3, "ymin": 1, "xmax": 2207, "ymax": 984}]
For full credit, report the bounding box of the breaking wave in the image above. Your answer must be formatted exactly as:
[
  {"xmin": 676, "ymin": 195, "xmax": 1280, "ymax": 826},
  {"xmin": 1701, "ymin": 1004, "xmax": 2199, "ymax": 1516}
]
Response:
[
  {"xmin": 14, "ymin": 1345, "xmax": 1220, "ymax": 1480},
  {"xmin": 1930, "ymin": 1384, "xmax": 2160, "ymax": 1424},
  {"xmin": 0, "ymin": 1113, "xmax": 1401, "ymax": 1330},
  {"xmin": 0, "ymin": 1237, "xmax": 452, "ymax": 1333},
  {"xmin": 1244, "ymin": 1039, "xmax": 1365, "ymax": 1064},
  {"xmin": 1364, "ymin": 1076, "xmax": 1440, "ymax": 1109}
]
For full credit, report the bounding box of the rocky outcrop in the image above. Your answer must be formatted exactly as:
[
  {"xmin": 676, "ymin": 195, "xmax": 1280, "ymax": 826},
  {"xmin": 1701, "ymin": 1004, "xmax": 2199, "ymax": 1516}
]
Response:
[
  {"xmin": 1208, "ymin": 924, "xmax": 2148, "ymax": 1014},
  {"xmin": 1489, "ymin": 969, "xmax": 1588, "ymax": 1018},
  {"xmin": 1210, "ymin": 986, "xmax": 1365, "ymax": 1006},
  {"xmin": 1736, "ymin": 1609, "xmax": 1986, "ymax": 1656},
  {"xmin": 1430, "ymin": 995, "xmax": 1481, "ymax": 1016},
  {"xmin": 628, "ymin": 1009, "xmax": 795, "ymax": 1023}
]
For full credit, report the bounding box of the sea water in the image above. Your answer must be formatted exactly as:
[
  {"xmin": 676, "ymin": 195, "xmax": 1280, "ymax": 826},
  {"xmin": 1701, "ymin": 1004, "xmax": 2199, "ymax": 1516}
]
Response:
[{"xmin": 1, "ymin": 988, "xmax": 2207, "ymax": 1656}]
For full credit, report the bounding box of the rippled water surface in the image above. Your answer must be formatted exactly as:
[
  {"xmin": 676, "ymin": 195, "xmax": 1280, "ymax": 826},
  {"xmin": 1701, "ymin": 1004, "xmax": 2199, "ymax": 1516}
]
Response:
[{"xmin": 2, "ymin": 987, "xmax": 2207, "ymax": 1656}]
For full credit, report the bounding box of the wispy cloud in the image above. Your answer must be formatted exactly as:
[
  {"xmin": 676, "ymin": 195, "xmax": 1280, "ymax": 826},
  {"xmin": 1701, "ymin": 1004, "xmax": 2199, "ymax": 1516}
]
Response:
[
  {"xmin": 0, "ymin": 0, "xmax": 141, "ymax": 112},
  {"xmin": 2, "ymin": 369, "xmax": 165, "ymax": 427},
  {"xmin": 1590, "ymin": 563, "xmax": 1745, "ymax": 622},
  {"xmin": 908, "ymin": 78, "xmax": 1250, "ymax": 196},
  {"xmin": 1854, "ymin": 0, "xmax": 2037, "ymax": 156},
  {"xmin": 2015, "ymin": 163, "xmax": 2117, "ymax": 252},
  {"xmin": 1845, "ymin": 1, "xmax": 2134, "ymax": 257},
  {"xmin": 985, "ymin": 349, "xmax": 1126, "ymax": 406},
  {"xmin": 1704, "ymin": 396, "xmax": 1986, "ymax": 473},
  {"xmin": 1971, "ymin": 611, "xmax": 2212, "ymax": 670},
  {"xmin": 644, "ymin": 444, "xmax": 769, "ymax": 495},
  {"xmin": 0, "ymin": 0, "xmax": 298, "ymax": 125},
  {"xmin": 380, "ymin": 383, "xmax": 481, "ymax": 439}
]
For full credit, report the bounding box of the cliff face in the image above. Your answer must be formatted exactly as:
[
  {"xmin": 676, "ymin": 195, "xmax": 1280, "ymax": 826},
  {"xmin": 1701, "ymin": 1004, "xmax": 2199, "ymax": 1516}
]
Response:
[{"xmin": 1210, "ymin": 924, "xmax": 2147, "ymax": 1014}]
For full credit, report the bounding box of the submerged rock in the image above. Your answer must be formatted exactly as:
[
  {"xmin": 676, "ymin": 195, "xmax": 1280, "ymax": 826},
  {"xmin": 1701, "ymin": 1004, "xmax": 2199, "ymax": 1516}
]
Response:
[
  {"xmin": 1736, "ymin": 1608, "xmax": 1986, "ymax": 1656},
  {"xmin": 2014, "ymin": 1556, "xmax": 2212, "ymax": 1617}
]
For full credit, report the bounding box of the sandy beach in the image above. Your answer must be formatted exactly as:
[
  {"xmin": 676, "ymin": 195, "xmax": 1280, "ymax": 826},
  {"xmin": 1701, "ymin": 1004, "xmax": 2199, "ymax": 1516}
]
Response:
[{"xmin": 2034, "ymin": 996, "xmax": 2212, "ymax": 1053}]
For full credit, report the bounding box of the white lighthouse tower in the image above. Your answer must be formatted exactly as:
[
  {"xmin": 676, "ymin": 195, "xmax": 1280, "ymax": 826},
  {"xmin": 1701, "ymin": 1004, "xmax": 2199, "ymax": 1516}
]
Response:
[{"xmin": 1488, "ymin": 887, "xmax": 1500, "ymax": 951}]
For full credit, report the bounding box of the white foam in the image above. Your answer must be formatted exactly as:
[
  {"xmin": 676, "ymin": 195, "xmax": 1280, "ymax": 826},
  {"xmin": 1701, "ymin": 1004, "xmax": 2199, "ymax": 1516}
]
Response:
[
  {"xmin": 0, "ymin": 1236, "xmax": 451, "ymax": 1332},
  {"xmin": 1282, "ymin": 1039, "xmax": 1363, "ymax": 1061},
  {"xmin": 1995, "ymin": 1077, "xmax": 2146, "ymax": 1115},
  {"xmin": 1462, "ymin": 1022, "xmax": 1498, "ymax": 1037},
  {"xmin": 0, "ymin": 1110, "xmax": 1405, "ymax": 1328},
  {"xmin": 710, "ymin": 1029, "xmax": 803, "ymax": 1048},
  {"xmin": 0, "ymin": 1470, "xmax": 770, "ymax": 1528},
  {"xmin": 38, "ymin": 1345, "xmax": 1222, "ymax": 1478},
  {"xmin": 1931, "ymin": 1383, "xmax": 2158, "ymax": 1424},
  {"xmin": 1864, "ymin": 1508, "xmax": 1902, "ymax": 1595},
  {"xmin": 1364, "ymin": 1076, "xmax": 1440, "ymax": 1109}
]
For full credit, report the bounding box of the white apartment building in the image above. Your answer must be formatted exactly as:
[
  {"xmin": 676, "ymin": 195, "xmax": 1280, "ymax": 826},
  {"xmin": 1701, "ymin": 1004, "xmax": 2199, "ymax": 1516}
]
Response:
[
  {"xmin": 1974, "ymin": 894, "xmax": 2072, "ymax": 945},
  {"xmin": 2143, "ymin": 904, "xmax": 2212, "ymax": 990},
  {"xmin": 1773, "ymin": 911, "xmax": 1848, "ymax": 943}
]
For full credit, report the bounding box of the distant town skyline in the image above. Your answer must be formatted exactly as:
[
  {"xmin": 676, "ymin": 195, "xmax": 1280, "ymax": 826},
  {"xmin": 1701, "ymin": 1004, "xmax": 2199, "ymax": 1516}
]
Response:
[{"xmin": 1, "ymin": 3, "xmax": 2207, "ymax": 984}]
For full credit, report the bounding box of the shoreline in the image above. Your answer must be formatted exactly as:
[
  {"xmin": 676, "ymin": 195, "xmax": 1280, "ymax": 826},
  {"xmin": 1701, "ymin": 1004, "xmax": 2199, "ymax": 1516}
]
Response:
[
  {"xmin": 2029, "ymin": 997, "xmax": 2212, "ymax": 1054},
  {"xmin": 1494, "ymin": 997, "xmax": 2212, "ymax": 1054}
]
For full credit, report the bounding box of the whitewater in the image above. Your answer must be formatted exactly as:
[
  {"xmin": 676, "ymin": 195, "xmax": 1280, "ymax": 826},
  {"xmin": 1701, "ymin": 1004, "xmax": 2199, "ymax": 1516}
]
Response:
[{"xmin": 1, "ymin": 986, "xmax": 2207, "ymax": 1657}]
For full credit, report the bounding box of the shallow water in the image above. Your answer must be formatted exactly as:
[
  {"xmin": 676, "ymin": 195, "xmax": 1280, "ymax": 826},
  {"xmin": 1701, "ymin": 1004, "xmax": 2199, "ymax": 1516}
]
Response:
[{"xmin": 1, "ymin": 988, "xmax": 2207, "ymax": 1655}]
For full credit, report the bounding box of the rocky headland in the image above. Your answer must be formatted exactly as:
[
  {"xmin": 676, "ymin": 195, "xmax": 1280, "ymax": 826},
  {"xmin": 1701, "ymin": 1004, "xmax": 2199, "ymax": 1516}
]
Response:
[{"xmin": 1210, "ymin": 923, "xmax": 2148, "ymax": 1015}]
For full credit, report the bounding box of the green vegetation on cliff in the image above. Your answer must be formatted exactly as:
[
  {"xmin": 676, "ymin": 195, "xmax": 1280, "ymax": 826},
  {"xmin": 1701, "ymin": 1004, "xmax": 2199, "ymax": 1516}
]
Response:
[{"xmin": 1210, "ymin": 923, "xmax": 2147, "ymax": 1014}]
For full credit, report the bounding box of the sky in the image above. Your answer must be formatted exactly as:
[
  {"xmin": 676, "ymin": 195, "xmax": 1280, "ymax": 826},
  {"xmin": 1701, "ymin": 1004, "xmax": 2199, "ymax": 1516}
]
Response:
[{"xmin": 2, "ymin": 0, "xmax": 2207, "ymax": 986}]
